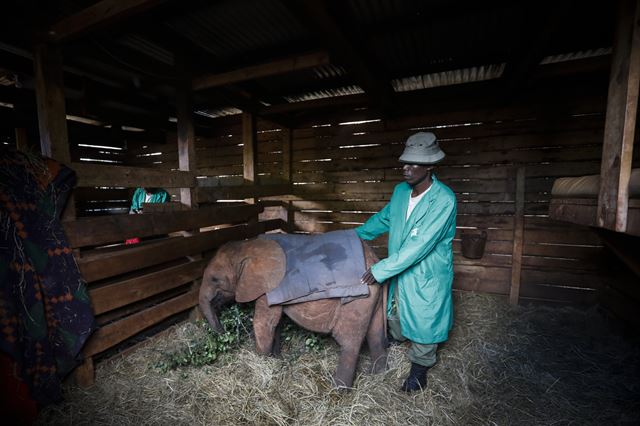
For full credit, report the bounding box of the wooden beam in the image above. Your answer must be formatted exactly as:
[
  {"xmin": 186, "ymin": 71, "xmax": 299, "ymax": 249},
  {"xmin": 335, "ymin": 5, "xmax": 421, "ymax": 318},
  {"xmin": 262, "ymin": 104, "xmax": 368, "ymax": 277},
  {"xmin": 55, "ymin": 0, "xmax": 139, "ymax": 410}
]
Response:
[
  {"xmin": 509, "ymin": 167, "xmax": 525, "ymax": 305},
  {"xmin": 63, "ymin": 203, "xmax": 262, "ymax": 248},
  {"xmin": 49, "ymin": 0, "xmax": 167, "ymax": 43},
  {"xmin": 598, "ymin": 0, "xmax": 640, "ymax": 232},
  {"xmin": 192, "ymin": 51, "xmax": 330, "ymax": 91},
  {"xmin": 33, "ymin": 43, "xmax": 70, "ymax": 163},
  {"xmin": 501, "ymin": 2, "xmax": 574, "ymax": 93},
  {"xmin": 71, "ymin": 162, "xmax": 196, "ymax": 188}
]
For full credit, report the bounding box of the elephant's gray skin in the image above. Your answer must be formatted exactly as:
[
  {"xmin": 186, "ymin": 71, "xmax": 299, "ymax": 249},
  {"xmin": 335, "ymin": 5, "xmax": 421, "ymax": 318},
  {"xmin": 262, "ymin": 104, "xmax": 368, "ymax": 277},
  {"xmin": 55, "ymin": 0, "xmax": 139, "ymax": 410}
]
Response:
[{"xmin": 199, "ymin": 237, "xmax": 387, "ymax": 388}]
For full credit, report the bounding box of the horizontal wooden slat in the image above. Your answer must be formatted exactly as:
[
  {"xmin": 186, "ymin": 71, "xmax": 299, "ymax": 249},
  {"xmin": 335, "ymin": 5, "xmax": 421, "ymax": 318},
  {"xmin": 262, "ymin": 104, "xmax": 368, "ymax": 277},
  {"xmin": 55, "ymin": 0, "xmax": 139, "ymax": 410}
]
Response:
[
  {"xmin": 196, "ymin": 184, "xmax": 293, "ymax": 203},
  {"xmin": 523, "ymin": 227, "xmax": 602, "ymax": 245},
  {"xmin": 81, "ymin": 219, "xmax": 283, "ymax": 282},
  {"xmin": 521, "ymin": 268, "xmax": 606, "ymax": 289},
  {"xmin": 78, "ymin": 221, "xmax": 281, "ymax": 282},
  {"xmin": 452, "ymin": 264, "xmax": 511, "ymax": 294},
  {"xmin": 89, "ymin": 260, "xmax": 205, "ymax": 315},
  {"xmin": 72, "ymin": 162, "xmax": 196, "ymax": 188},
  {"xmin": 519, "ymin": 283, "xmax": 599, "ymax": 304},
  {"xmin": 74, "ymin": 188, "xmax": 131, "ymax": 201},
  {"xmin": 83, "ymin": 289, "xmax": 199, "ymax": 357},
  {"xmin": 64, "ymin": 204, "xmax": 262, "ymax": 247}
]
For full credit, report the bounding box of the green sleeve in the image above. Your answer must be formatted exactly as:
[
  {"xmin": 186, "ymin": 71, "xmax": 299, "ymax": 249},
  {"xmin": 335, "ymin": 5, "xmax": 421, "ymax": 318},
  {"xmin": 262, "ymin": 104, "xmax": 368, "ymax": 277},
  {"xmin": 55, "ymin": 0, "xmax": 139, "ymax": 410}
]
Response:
[
  {"xmin": 130, "ymin": 188, "xmax": 145, "ymax": 212},
  {"xmin": 157, "ymin": 190, "xmax": 169, "ymax": 203},
  {"xmin": 355, "ymin": 201, "xmax": 392, "ymax": 241},
  {"xmin": 371, "ymin": 199, "xmax": 456, "ymax": 282}
]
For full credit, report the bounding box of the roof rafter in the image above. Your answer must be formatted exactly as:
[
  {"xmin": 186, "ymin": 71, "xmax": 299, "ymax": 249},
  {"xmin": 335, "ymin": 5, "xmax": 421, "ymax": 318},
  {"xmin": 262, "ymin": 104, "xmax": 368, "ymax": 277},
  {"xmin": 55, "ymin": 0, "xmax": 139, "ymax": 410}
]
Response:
[
  {"xmin": 48, "ymin": 0, "xmax": 169, "ymax": 43},
  {"xmin": 191, "ymin": 51, "xmax": 330, "ymax": 91},
  {"xmin": 282, "ymin": 0, "xmax": 394, "ymax": 109},
  {"xmin": 500, "ymin": 1, "xmax": 577, "ymax": 93}
]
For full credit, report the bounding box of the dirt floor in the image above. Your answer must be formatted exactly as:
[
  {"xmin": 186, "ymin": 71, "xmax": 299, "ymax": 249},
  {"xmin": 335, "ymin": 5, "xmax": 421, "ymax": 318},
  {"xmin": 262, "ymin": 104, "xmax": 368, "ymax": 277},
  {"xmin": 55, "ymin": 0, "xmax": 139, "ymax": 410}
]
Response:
[{"xmin": 37, "ymin": 292, "xmax": 640, "ymax": 425}]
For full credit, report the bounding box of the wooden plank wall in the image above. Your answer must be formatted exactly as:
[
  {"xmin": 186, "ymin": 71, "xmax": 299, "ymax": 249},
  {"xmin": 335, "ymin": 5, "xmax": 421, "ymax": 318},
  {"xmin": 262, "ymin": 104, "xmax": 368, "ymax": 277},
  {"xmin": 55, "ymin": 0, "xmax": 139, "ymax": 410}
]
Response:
[
  {"xmin": 67, "ymin": 121, "xmax": 133, "ymax": 216},
  {"xmin": 281, "ymin": 95, "xmax": 610, "ymax": 305},
  {"xmin": 61, "ymin": 155, "xmax": 285, "ymax": 385},
  {"xmin": 121, "ymin": 94, "xmax": 614, "ymax": 305},
  {"xmin": 125, "ymin": 121, "xmax": 286, "ymax": 185}
]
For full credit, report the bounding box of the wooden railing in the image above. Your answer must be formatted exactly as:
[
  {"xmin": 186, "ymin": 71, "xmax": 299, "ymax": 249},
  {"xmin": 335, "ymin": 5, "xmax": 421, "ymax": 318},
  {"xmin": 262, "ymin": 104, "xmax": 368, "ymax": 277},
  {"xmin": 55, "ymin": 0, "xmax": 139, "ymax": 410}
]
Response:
[{"xmin": 64, "ymin": 202, "xmax": 285, "ymax": 386}]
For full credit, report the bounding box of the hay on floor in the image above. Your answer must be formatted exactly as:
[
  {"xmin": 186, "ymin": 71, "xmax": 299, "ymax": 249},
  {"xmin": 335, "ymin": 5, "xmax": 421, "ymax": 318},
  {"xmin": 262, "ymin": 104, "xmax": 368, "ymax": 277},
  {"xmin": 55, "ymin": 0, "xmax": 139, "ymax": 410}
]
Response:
[{"xmin": 38, "ymin": 292, "xmax": 640, "ymax": 425}]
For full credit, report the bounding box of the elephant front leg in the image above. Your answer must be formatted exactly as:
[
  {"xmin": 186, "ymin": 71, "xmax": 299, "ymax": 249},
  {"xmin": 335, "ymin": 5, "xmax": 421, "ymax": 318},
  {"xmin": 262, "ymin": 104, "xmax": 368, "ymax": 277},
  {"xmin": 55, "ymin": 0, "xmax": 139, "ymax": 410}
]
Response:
[
  {"xmin": 366, "ymin": 291, "xmax": 388, "ymax": 374},
  {"xmin": 253, "ymin": 295, "xmax": 283, "ymax": 356}
]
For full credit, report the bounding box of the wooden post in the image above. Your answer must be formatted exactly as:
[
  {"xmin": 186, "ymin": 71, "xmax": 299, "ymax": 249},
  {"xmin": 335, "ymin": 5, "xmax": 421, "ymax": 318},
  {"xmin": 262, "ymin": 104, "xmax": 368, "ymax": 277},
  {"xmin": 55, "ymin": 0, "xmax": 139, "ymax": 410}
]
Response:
[
  {"xmin": 74, "ymin": 356, "xmax": 95, "ymax": 388},
  {"xmin": 14, "ymin": 128, "xmax": 29, "ymax": 151},
  {"xmin": 176, "ymin": 79, "xmax": 202, "ymax": 321},
  {"xmin": 34, "ymin": 42, "xmax": 75, "ymax": 221},
  {"xmin": 242, "ymin": 112, "xmax": 258, "ymax": 210},
  {"xmin": 243, "ymin": 112, "xmax": 257, "ymax": 185},
  {"xmin": 282, "ymin": 128, "xmax": 292, "ymax": 182},
  {"xmin": 176, "ymin": 82, "xmax": 196, "ymax": 209},
  {"xmin": 282, "ymin": 128, "xmax": 294, "ymax": 233},
  {"xmin": 597, "ymin": 0, "xmax": 640, "ymax": 232},
  {"xmin": 33, "ymin": 43, "xmax": 71, "ymax": 164},
  {"xmin": 509, "ymin": 167, "xmax": 525, "ymax": 305},
  {"xmin": 13, "ymin": 92, "xmax": 37, "ymax": 152}
]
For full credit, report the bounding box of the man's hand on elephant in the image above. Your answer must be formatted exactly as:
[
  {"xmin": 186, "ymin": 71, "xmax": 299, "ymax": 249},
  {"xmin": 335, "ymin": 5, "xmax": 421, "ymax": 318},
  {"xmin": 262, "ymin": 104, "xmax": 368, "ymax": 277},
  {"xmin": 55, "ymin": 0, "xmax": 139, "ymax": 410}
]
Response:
[{"xmin": 361, "ymin": 268, "xmax": 380, "ymax": 286}]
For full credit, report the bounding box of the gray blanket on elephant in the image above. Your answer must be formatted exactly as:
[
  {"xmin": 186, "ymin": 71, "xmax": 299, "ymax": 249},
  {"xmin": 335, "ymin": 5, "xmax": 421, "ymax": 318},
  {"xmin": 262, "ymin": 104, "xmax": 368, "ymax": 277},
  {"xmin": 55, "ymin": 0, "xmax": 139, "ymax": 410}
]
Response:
[{"xmin": 260, "ymin": 230, "xmax": 368, "ymax": 306}]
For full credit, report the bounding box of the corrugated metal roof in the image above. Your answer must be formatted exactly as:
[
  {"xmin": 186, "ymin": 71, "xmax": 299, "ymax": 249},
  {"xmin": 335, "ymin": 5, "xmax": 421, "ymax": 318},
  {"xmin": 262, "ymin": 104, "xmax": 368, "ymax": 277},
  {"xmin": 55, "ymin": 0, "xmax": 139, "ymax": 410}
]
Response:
[
  {"xmin": 165, "ymin": 0, "xmax": 308, "ymax": 62},
  {"xmin": 392, "ymin": 64, "xmax": 505, "ymax": 92},
  {"xmin": 117, "ymin": 34, "xmax": 174, "ymax": 66},
  {"xmin": 312, "ymin": 64, "xmax": 347, "ymax": 79},
  {"xmin": 540, "ymin": 48, "xmax": 612, "ymax": 65},
  {"xmin": 195, "ymin": 108, "xmax": 242, "ymax": 119},
  {"xmin": 283, "ymin": 85, "xmax": 365, "ymax": 103}
]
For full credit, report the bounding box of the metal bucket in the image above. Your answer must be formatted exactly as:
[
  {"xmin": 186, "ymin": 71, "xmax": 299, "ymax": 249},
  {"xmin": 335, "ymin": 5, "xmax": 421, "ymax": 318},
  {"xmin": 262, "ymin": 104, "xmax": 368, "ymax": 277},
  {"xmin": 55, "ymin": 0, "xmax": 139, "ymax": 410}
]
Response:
[{"xmin": 461, "ymin": 231, "xmax": 487, "ymax": 259}]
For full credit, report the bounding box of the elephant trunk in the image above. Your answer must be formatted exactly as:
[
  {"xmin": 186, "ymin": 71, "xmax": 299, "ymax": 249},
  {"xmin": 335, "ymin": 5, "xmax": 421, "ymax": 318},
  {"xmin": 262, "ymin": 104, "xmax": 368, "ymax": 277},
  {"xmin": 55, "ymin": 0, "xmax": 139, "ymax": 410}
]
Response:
[{"xmin": 199, "ymin": 292, "xmax": 225, "ymax": 334}]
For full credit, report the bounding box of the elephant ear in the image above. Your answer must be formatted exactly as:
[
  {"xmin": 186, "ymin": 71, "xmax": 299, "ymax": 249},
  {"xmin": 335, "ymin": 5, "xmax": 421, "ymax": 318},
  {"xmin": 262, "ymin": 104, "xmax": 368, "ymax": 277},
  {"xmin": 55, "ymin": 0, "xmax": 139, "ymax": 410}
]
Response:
[{"xmin": 235, "ymin": 240, "xmax": 286, "ymax": 303}]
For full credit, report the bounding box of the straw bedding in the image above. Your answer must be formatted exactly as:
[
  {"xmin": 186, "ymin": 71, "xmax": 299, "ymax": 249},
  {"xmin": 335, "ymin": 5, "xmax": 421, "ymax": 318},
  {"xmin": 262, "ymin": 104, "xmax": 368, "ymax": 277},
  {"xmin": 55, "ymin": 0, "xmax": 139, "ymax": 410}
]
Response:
[{"xmin": 37, "ymin": 292, "xmax": 640, "ymax": 425}]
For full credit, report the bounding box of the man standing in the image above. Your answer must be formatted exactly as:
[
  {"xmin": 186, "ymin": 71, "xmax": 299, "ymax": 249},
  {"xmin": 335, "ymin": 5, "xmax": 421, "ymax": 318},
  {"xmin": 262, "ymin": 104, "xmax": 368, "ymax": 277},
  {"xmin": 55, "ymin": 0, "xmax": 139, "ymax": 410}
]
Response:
[{"xmin": 356, "ymin": 132, "xmax": 457, "ymax": 392}]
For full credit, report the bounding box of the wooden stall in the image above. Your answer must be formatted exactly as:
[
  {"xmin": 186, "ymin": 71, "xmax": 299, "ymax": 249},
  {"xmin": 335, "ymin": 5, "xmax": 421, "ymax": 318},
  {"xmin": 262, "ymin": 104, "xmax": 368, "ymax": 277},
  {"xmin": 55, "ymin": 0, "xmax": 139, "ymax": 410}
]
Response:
[{"xmin": 1, "ymin": 0, "xmax": 638, "ymax": 390}]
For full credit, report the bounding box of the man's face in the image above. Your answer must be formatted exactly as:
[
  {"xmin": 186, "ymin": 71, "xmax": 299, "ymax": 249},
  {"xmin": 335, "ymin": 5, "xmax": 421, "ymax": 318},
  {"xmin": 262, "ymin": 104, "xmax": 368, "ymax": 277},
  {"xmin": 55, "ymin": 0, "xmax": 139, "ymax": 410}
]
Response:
[{"xmin": 402, "ymin": 163, "xmax": 431, "ymax": 187}]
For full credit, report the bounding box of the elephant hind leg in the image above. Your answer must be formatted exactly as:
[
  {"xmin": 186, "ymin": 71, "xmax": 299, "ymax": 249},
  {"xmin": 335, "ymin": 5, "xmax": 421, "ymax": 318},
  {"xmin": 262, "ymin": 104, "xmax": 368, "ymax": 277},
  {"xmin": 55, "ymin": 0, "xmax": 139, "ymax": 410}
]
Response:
[
  {"xmin": 253, "ymin": 295, "xmax": 283, "ymax": 356},
  {"xmin": 332, "ymin": 340, "xmax": 363, "ymax": 389}
]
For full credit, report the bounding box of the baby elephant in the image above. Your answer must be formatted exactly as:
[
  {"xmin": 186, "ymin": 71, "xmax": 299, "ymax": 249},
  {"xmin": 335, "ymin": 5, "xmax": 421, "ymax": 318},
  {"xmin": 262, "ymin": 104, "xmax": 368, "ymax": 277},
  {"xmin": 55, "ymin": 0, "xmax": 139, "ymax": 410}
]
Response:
[{"xmin": 198, "ymin": 236, "xmax": 387, "ymax": 389}]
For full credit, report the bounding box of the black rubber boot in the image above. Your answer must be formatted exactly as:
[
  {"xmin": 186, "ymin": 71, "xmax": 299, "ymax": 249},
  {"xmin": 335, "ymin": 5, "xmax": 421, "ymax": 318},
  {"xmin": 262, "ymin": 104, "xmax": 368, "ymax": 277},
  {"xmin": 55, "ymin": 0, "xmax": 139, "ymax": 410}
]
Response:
[{"xmin": 401, "ymin": 362, "xmax": 429, "ymax": 392}]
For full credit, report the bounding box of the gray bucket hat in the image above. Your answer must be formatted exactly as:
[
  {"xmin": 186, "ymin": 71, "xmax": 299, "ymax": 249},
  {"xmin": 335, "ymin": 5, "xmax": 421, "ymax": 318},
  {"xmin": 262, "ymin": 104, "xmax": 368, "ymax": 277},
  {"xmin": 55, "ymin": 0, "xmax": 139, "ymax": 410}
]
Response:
[{"xmin": 398, "ymin": 132, "xmax": 445, "ymax": 165}]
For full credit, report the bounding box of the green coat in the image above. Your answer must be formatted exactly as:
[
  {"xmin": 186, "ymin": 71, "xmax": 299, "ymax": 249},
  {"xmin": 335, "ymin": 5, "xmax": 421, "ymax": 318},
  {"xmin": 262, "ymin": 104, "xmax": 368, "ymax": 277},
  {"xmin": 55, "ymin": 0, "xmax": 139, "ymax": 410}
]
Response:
[
  {"xmin": 355, "ymin": 175, "xmax": 457, "ymax": 344},
  {"xmin": 130, "ymin": 188, "xmax": 169, "ymax": 213}
]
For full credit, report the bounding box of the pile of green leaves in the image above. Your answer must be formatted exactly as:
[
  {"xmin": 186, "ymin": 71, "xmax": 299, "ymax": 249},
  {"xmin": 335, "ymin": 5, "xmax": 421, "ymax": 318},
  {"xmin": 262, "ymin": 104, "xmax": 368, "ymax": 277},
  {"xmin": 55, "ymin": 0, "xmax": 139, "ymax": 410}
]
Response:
[
  {"xmin": 155, "ymin": 304, "xmax": 329, "ymax": 372},
  {"xmin": 154, "ymin": 304, "xmax": 253, "ymax": 373}
]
